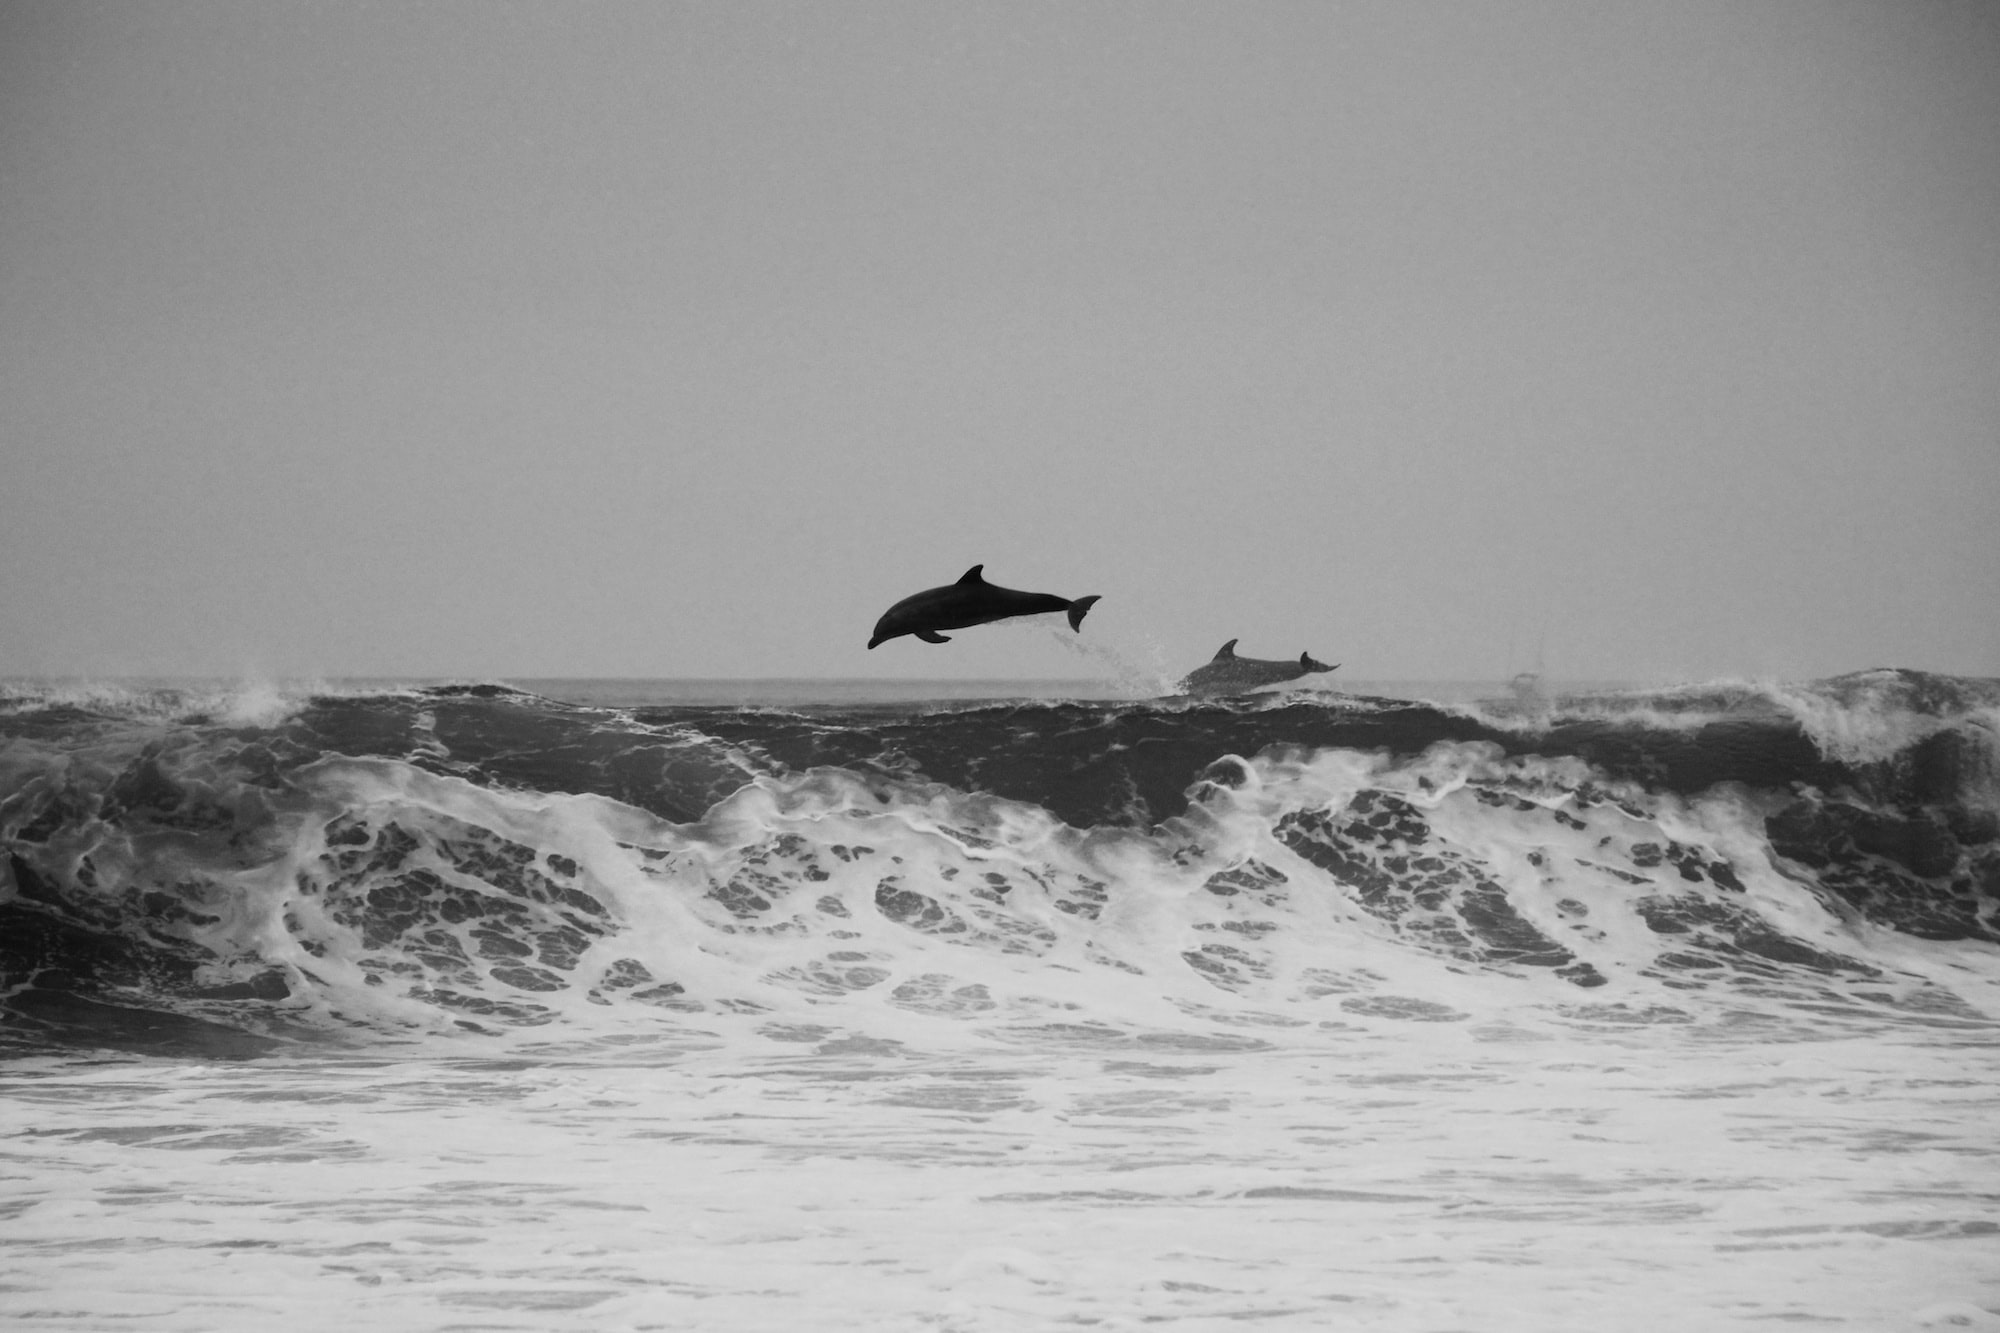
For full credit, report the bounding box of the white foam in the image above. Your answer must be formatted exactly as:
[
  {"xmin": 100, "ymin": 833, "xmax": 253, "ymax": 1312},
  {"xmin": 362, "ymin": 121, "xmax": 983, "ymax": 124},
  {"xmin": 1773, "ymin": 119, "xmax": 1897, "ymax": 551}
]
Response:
[
  {"xmin": 1768, "ymin": 674, "xmax": 2000, "ymax": 768},
  {"xmin": 167, "ymin": 738, "xmax": 1992, "ymax": 1053}
]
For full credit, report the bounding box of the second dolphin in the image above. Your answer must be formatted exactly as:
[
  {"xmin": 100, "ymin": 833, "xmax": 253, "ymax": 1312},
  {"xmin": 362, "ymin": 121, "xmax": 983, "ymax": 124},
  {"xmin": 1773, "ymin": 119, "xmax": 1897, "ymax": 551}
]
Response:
[{"xmin": 1177, "ymin": 640, "xmax": 1337, "ymax": 695}]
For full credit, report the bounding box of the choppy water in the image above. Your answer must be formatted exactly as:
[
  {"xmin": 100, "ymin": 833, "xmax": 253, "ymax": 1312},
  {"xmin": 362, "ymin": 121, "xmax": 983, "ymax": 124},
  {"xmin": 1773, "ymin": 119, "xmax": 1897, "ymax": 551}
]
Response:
[{"xmin": 3, "ymin": 667, "xmax": 1998, "ymax": 1330}]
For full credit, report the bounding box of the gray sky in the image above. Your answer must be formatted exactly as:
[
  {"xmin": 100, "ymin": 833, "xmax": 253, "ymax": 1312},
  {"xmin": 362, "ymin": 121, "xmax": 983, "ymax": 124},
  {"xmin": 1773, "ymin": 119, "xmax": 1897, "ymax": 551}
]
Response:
[{"xmin": 3, "ymin": 0, "xmax": 1996, "ymax": 683}]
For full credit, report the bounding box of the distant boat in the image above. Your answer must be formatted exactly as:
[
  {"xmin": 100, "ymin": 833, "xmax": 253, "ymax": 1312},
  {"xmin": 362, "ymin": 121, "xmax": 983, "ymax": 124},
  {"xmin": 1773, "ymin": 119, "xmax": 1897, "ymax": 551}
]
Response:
[{"xmin": 1477, "ymin": 671, "xmax": 1553, "ymax": 718}]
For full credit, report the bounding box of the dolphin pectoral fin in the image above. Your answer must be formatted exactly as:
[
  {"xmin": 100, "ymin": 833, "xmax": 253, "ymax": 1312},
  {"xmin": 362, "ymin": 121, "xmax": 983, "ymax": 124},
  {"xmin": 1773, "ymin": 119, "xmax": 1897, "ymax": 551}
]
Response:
[
  {"xmin": 1214, "ymin": 640, "xmax": 1238, "ymax": 660},
  {"xmin": 916, "ymin": 630, "xmax": 952, "ymax": 644},
  {"xmin": 956, "ymin": 565, "xmax": 986, "ymax": 585},
  {"xmin": 1066, "ymin": 595, "xmax": 1101, "ymax": 632}
]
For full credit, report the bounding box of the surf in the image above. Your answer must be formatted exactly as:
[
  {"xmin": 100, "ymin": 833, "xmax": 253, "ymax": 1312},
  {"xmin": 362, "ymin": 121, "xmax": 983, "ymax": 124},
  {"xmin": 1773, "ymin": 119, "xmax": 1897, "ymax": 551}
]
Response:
[{"xmin": 3, "ymin": 670, "xmax": 1994, "ymax": 1054}]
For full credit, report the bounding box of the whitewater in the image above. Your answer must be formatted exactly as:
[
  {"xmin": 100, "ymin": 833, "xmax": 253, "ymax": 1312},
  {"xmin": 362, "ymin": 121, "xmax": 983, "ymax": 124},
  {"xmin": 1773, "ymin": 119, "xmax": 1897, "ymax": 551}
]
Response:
[{"xmin": 3, "ymin": 666, "xmax": 1998, "ymax": 1331}]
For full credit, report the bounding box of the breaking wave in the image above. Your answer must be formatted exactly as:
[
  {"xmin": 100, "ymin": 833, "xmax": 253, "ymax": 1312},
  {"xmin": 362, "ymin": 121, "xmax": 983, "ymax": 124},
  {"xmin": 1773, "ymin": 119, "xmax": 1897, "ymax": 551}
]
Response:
[{"xmin": 2, "ymin": 669, "xmax": 1995, "ymax": 1056}]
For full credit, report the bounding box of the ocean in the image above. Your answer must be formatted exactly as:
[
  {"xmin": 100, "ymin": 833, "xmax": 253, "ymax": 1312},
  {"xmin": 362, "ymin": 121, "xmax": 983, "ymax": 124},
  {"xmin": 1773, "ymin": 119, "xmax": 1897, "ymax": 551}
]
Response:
[{"xmin": 2, "ymin": 667, "xmax": 1998, "ymax": 1331}]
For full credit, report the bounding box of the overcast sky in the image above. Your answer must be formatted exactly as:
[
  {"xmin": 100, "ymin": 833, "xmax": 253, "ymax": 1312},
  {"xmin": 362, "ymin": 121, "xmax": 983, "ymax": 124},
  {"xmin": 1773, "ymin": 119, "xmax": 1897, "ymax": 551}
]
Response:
[{"xmin": 3, "ymin": 0, "xmax": 1996, "ymax": 684}]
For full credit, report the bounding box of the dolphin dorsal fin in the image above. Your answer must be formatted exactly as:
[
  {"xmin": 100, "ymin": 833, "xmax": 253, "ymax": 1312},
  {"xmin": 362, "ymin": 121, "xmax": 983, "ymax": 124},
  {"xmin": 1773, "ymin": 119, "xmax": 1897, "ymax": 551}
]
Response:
[
  {"xmin": 1214, "ymin": 639, "xmax": 1238, "ymax": 660},
  {"xmin": 957, "ymin": 564, "xmax": 986, "ymax": 585}
]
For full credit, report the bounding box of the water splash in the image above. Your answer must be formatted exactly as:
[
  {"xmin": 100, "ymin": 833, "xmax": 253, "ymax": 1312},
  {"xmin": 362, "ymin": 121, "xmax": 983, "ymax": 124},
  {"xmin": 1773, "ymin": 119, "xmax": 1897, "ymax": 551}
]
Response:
[{"xmin": 1032, "ymin": 620, "xmax": 1175, "ymax": 696}]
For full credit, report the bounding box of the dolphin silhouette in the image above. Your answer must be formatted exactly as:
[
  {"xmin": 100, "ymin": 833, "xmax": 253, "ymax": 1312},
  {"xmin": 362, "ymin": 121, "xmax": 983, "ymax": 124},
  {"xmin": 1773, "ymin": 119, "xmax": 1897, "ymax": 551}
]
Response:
[
  {"xmin": 1176, "ymin": 640, "xmax": 1338, "ymax": 695},
  {"xmin": 868, "ymin": 566, "xmax": 1102, "ymax": 649}
]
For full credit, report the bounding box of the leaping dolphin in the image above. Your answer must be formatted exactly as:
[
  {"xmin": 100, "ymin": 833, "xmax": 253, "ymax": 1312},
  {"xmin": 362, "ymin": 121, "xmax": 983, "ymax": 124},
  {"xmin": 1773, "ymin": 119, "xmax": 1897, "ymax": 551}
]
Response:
[
  {"xmin": 868, "ymin": 566, "xmax": 1102, "ymax": 649},
  {"xmin": 1176, "ymin": 640, "xmax": 1338, "ymax": 695}
]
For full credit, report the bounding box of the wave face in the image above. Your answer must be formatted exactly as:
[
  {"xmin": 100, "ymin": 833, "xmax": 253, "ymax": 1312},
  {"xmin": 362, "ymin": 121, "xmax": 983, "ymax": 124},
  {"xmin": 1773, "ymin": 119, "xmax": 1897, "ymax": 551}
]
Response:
[{"xmin": 2, "ymin": 670, "xmax": 1996, "ymax": 1055}]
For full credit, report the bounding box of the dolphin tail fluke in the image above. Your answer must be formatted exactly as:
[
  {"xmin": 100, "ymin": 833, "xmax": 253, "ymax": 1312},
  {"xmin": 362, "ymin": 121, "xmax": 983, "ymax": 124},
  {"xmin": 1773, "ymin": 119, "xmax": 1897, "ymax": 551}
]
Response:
[{"xmin": 1066, "ymin": 595, "xmax": 1102, "ymax": 632}]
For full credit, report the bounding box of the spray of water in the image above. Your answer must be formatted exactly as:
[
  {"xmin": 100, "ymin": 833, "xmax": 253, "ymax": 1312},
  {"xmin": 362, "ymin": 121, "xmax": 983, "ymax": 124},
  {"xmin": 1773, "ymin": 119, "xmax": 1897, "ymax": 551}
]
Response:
[{"xmin": 1035, "ymin": 620, "xmax": 1174, "ymax": 697}]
